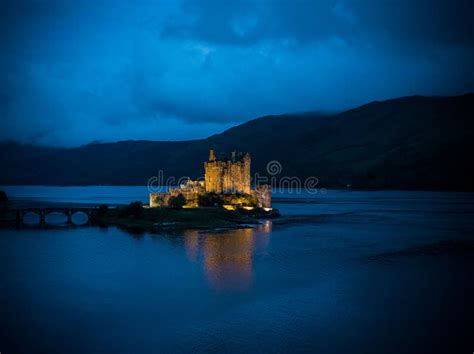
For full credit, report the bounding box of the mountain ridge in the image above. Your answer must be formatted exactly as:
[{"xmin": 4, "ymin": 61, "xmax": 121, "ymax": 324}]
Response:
[{"xmin": 1, "ymin": 93, "xmax": 473, "ymax": 190}]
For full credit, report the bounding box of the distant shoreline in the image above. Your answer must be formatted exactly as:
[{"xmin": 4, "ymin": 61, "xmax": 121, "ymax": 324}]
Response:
[{"xmin": 2, "ymin": 185, "xmax": 474, "ymax": 193}]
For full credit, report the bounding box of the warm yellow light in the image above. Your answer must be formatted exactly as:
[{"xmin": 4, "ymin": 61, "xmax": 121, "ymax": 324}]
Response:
[
  {"xmin": 242, "ymin": 206, "xmax": 254, "ymax": 210},
  {"xmin": 223, "ymin": 204, "xmax": 236, "ymax": 211}
]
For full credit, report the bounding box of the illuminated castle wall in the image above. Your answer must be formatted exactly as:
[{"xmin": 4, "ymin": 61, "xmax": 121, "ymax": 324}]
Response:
[{"xmin": 204, "ymin": 149, "xmax": 251, "ymax": 194}]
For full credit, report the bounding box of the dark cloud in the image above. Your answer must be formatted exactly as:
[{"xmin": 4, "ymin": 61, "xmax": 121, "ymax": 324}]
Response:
[
  {"xmin": 0, "ymin": 0, "xmax": 473, "ymax": 146},
  {"xmin": 162, "ymin": 0, "xmax": 474, "ymax": 46},
  {"xmin": 161, "ymin": 0, "xmax": 354, "ymax": 45}
]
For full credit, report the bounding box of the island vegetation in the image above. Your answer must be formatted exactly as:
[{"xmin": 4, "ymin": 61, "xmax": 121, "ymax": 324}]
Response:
[{"xmin": 92, "ymin": 199, "xmax": 279, "ymax": 232}]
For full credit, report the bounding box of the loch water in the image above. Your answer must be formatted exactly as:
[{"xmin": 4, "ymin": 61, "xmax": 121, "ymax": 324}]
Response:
[{"xmin": 1, "ymin": 186, "xmax": 473, "ymax": 353}]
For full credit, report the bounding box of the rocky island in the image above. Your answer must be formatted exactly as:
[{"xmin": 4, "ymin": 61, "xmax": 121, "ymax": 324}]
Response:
[
  {"xmin": 94, "ymin": 149, "xmax": 278, "ymax": 232},
  {"xmin": 92, "ymin": 202, "xmax": 279, "ymax": 232}
]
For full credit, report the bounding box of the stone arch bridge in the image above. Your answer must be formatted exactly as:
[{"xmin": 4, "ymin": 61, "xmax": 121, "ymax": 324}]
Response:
[{"xmin": 14, "ymin": 207, "xmax": 94, "ymax": 226}]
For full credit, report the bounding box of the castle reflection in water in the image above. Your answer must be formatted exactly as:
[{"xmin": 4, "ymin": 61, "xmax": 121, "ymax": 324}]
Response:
[{"xmin": 183, "ymin": 221, "xmax": 272, "ymax": 290}]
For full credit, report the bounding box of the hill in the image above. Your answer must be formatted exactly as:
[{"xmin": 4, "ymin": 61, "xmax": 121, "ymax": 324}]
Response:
[{"xmin": 1, "ymin": 93, "xmax": 473, "ymax": 190}]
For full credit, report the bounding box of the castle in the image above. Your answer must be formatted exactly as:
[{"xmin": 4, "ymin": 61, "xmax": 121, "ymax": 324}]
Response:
[{"xmin": 149, "ymin": 149, "xmax": 271, "ymax": 209}]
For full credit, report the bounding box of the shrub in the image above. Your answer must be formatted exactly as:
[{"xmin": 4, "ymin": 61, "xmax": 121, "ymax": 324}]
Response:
[
  {"xmin": 97, "ymin": 204, "xmax": 109, "ymax": 216},
  {"xmin": 124, "ymin": 201, "xmax": 143, "ymax": 216},
  {"xmin": 198, "ymin": 192, "xmax": 223, "ymax": 207},
  {"xmin": 168, "ymin": 194, "xmax": 186, "ymax": 209},
  {"xmin": 222, "ymin": 192, "xmax": 257, "ymax": 207},
  {"xmin": 153, "ymin": 195, "xmax": 164, "ymax": 206},
  {"xmin": 0, "ymin": 190, "xmax": 7, "ymax": 202}
]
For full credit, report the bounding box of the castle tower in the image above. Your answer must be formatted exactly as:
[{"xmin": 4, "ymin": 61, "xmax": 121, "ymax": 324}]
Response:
[
  {"xmin": 205, "ymin": 148, "xmax": 222, "ymax": 193},
  {"xmin": 204, "ymin": 148, "xmax": 251, "ymax": 194}
]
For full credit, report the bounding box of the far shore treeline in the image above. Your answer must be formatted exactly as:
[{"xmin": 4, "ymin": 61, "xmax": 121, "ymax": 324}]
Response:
[{"xmin": 1, "ymin": 94, "xmax": 473, "ymax": 191}]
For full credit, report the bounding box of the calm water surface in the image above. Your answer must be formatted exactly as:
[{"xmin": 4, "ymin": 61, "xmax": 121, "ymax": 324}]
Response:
[{"xmin": 1, "ymin": 187, "xmax": 473, "ymax": 353}]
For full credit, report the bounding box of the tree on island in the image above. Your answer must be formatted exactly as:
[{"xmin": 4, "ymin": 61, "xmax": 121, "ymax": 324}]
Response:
[
  {"xmin": 97, "ymin": 204, "xmax": 109, "ymax": 216},
  {"xmin": 198, "ymin": 192, "xmax": 223, "ymax": 207},
  {"xmin": 123, "ymin": 201, "xmax": 143, "ymax": 217},
  {"xmin": 0, "ymin": 190, "xmax": 8, "ymax": 202},
  {"xmin": 168, "ymin": 194, "xmax": 186, "ymax": 209}
]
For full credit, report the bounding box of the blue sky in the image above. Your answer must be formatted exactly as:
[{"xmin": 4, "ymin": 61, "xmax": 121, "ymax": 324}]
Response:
[{"xmin": 1, "ymin": 0, "xmax": 473, "ymax": 146}]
